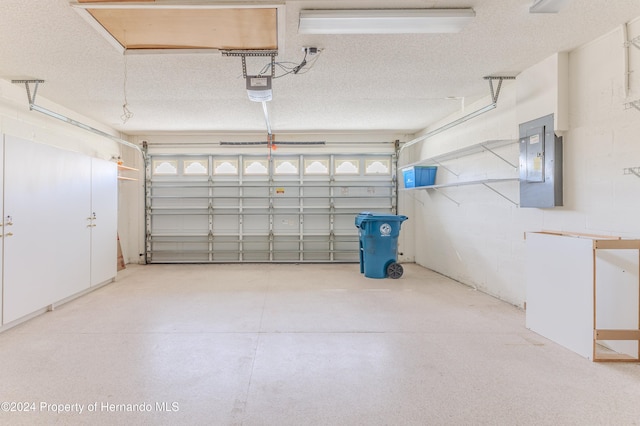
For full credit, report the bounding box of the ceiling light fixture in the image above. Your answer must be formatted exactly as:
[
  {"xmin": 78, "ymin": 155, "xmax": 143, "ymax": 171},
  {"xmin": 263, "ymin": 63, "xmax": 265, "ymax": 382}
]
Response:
[
  {"xmin": 529, "ymin": 0, "xmax": 571, "ymax": 13},
  {"xmin": 298, "ymin": 9, "xmax": 475, "ymax": 34}
]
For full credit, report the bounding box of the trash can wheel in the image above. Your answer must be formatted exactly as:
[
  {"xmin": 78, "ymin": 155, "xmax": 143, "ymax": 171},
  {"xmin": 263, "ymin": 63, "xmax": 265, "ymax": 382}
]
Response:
[{"xmin": 387, "ymin": 262, "xmax": 403, "ymax": 279}]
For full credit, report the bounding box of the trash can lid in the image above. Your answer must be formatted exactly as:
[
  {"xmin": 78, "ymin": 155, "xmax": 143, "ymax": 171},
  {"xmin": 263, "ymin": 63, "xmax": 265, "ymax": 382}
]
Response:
[{"xmin": 355, "ymin": 212, "xmax": 408, "ymax": 227}]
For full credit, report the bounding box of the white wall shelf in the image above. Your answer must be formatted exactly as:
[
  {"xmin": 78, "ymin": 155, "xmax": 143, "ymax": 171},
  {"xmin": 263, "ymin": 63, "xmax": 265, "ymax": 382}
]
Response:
[
  {"xmin": 401, "ymin": 139, "xmax": 518, "ymax": 174},
  {"xmin": 401, "ymin": 139, "xmax": 520, "ymax": 205}
]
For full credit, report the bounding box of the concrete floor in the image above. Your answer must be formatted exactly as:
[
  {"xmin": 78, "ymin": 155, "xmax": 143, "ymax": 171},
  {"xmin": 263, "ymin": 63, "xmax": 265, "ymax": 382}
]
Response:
[{"xmin": 1, "ymin": 263, "xmax": 640, "ymax": 425}]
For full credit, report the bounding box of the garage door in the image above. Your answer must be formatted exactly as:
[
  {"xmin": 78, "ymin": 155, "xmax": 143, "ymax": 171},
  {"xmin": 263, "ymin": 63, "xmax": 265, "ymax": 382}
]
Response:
[{"xmin": 146, "ymin": 153, "xmax": 396, "ymax": 263}]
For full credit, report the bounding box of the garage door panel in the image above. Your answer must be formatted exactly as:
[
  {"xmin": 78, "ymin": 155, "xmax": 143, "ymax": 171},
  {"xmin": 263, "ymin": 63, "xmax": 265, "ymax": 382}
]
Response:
[
  {"xmin": 273, "ymin": 214, "xmax": 300, "ymax": 232},
  {"xmin": 244, "ymin": 213, "xmax": 269, "ymax": 232},
  {"xmin": 147, "ymin": 153, "xmax": 395, "ymax": 263},
  {"xmin": 334, "ymin": 214, "xmax": 358, "ymax": 231},
  {"xmin": 302, "ymin": 240, "xmax": 331, "ymax": 262},
  {"xmin": 242, "ymin": 239, "xmax": 270, "ymax": 261},
  {"xmin": 212, "ymin": 237, "xmax": 240, "ymax": 261},
  {"xmin": 273, "ymin": 236, "xmax": 300, "ymax": 261},
  {"xmin": 213, "ymin": 214, "xmax": 239, "ymax": 233},
  {"xmin": 153, "ymin": 213, "xmax": 208, "ymax": 232},
  {"xmin": 303, "ymin": 214, "xmax": 329, "ymax": 233}
]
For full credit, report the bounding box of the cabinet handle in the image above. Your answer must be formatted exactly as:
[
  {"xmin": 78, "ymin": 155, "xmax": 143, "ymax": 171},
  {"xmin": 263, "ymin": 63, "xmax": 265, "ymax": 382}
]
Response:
[{"xmin": 4, "ymin": 232, "xmax": 13, "ymax": 237}]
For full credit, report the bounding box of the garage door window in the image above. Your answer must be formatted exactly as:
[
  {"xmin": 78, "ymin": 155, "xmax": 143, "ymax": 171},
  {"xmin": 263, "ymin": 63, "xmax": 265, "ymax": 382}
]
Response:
[
  {"xmin": 244, "ymin": 159, "xmax": 269, "ymax": 175},
  {"xmin": 275, "ymin": 159, "xmax": 299, "ymax": 175},
  {"xmin": 365, "ymin": 159, "xmax": 390, "ymax": 175},
  {"xmin": 152, "ymin": 160, "xmax": 178, "ymax": 175},
  {"xmin": 335, "ymin": 159, "xmax": 359, "ymax": 175},
  {"xmin": 304, "ymin": 159, "xmax": 329, "ymax": 175},
  {"xmin": 213, "ymin": 159, "xmax": 238, "ymax": 175},
  {"xmin": 184, "ymin": 159, "xmax": 208, "ymax": 175}
]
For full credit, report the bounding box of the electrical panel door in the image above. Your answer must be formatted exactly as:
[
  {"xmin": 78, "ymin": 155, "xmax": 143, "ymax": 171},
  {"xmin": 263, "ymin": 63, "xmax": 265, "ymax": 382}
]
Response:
[
  {"xmin": 519, "ymin": 114, "xmax": 563, "ymax": 208},
  {"xmin": 521, "ymin": 128, "xmax": 545, "ymax": 183}
]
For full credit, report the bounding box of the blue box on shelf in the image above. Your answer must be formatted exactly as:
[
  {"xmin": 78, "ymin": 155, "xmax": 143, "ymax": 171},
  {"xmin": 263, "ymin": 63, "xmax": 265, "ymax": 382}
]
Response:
[{"xmin": 403, "ymin": 166, "xmax": 437, "ymax": 188}]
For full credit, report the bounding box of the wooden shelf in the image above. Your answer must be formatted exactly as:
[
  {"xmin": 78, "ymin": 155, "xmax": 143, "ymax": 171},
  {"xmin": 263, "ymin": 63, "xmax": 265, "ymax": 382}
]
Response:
[
  {"xmin": 118, "ymin": 164, "xmax": 138, "ymax": 171},
  {"xmin": 526, "ymin": 232, "xmax": 640, "ymax": 362},
  {"xmin": 117, "ymin": 163, "xmax": 139, "ymax": 181}
]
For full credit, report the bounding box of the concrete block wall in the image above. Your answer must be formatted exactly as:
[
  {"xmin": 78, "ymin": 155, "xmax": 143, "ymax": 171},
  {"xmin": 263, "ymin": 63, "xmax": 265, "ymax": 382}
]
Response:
[{"xmin": 402, "ymin": 17, "xmax": 640, "ymax": 307}]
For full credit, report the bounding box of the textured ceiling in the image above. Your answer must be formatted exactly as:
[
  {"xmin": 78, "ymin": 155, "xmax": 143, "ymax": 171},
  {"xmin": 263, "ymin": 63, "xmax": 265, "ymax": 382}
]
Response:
[{"xmin": 0, "ymin": 0, "xmax": 639, "ymax": 137}]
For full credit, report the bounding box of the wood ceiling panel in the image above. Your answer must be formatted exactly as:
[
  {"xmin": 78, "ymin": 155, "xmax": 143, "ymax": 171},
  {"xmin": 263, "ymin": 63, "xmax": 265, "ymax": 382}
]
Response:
[{"xmin": 87, "ymin": 8, "xmax": 277, "ymax": 50}]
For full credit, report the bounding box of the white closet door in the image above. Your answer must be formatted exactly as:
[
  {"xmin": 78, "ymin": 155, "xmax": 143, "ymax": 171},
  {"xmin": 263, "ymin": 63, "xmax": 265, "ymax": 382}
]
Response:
[
  {"xmin": 3, "ymin": 136, "xmax": 91, "ymax": 324},
  {"xmin": 90, "ymin": 157, "xmax": 117, "ymax": 286}
]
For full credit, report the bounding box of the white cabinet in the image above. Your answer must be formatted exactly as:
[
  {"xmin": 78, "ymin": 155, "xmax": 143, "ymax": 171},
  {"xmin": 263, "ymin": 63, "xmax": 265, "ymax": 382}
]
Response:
[
  {"xmin": 1, "ymin": 135, "xmax": 117, "ymax": 326},
  {"xmin": 526, "ymin": 232, "xmax": 640, "ymax": 361}
]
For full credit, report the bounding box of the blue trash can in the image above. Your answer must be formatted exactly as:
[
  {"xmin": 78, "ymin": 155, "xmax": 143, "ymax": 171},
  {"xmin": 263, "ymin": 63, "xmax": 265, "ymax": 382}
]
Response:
[{"xmin": 355, "ymin": 212, "xmax": 408, "ymax": 279}]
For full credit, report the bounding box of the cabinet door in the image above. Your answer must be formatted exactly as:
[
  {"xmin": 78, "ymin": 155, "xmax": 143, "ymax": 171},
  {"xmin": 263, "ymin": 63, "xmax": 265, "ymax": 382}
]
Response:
[
  {"xmin": 3, "ymin": 136, "xmax": 91, "ymax": 324},
  {"xmin": 90, "ymin": 158, "xmax": 117, "ymax": 286}
]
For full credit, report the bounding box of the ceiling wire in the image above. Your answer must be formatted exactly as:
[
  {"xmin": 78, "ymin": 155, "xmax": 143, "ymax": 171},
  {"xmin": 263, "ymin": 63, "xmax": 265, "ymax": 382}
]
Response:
[
  {"xmin": 258, "ymin": 49, "xmax": 323, "ymax": 79},
  {"xmin": 121, "ymin": 52, "xmax": 134, "ymax": 123}
]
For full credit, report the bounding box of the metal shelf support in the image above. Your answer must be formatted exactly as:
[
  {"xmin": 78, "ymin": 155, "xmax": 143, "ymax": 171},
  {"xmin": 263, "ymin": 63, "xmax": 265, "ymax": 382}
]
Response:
[
  {"xmin": 624, "ymin": 167, "xmax": 640, "ymax": 177},
  {"xmin": 624, "ymin": 35, "xmax": 640, "ymax": 50},
  {"xmin": 624, "ymin": 99, "xmax": 640, "ymax": 112},
  {"xmin": 481, "ymin": 144, "xmax": 518, "ymax": 170}
]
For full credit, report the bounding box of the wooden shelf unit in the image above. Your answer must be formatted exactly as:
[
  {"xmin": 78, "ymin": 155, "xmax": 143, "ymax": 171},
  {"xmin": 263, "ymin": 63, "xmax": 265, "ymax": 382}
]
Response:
[
  {"xmin": 117, "ymin": 164, "xmax": 139, "ymax": 181},
  {"xmin": 592, "ymin": 238, "xmax": 640, "ymax": 362},
  {"xmin": 526, "ymin": 231, "xmax": 640, "ymax": 362}
]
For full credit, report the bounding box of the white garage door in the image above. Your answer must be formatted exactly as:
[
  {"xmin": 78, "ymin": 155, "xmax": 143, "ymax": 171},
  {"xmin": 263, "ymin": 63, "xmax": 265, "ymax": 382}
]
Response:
[{"xmin": 146, "ymin": 153, "xmax": 396, "ymax": 263}]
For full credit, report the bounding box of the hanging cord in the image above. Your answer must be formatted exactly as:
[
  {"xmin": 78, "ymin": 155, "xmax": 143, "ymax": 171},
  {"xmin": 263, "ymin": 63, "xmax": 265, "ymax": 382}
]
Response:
[
  {"xmin": 121, "ymin": 53, "xmax": 134, "ymax": 123},
  {"xmin": 257, "ymin": 49, "xmax": 323, "ymax": 79}
]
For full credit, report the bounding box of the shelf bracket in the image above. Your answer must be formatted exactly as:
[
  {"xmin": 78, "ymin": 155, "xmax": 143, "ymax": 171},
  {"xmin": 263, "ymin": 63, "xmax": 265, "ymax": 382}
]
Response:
[
  {"xmin": 481, "ymin": 144, "xmax": 518, "ymax": 170},
  {"xmin": 432, "ymin": 188, "xmax": 460, "ymax": 206},
  {"xmin": 399, "ymin": 75, "xmax": 517, "ymax": 158},
  {"xmin": 624, "ymin": 35, "xmax": 640, "ymax": 50},
  {"xmin": 222, "ymin": 49, "xmax": 278, "ymax": 78},
  {"xmin": 624, "ymin": 99, "xmax": 640, "ymax": 112},
  {"xmin": 484, "ymin": 76, "xmax": 517, "ymax": 104},
  {"xmin": 433, "ymin": 160, "xmax": 459, "ymax": 177},
  {"xmin": 624, "ymin": 167, "xmax": 640, "ymax": 178},
  {"xmin": 481, "ymin": 182, "xmax": 518, "ymax": 206},
  {"xmin": 11, "ymin": 79, "xmax": 44, "ymax": 105}
]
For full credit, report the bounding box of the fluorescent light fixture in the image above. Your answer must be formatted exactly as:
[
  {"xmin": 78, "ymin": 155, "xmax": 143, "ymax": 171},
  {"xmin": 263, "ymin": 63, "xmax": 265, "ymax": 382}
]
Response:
[
  {"xmin": 529, "ymin": 0, "xmax": 571, "ymax": 13},
  {"xmin": 246, "ymin": 75, "xmax": 272, "ymax": 102},
  {"xmin": 298, "ymin": 9, "xmax": 475, "ymax": 34}
]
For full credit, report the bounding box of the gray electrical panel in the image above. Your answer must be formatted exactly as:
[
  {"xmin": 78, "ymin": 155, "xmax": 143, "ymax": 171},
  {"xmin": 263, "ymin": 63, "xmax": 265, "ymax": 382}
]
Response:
[{"xmin": 519, "ymin": 114, "xmax": 563, "ymax": 208}]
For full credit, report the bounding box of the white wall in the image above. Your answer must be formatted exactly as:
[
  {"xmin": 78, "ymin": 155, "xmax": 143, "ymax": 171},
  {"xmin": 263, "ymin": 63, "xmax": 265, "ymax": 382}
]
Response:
[{"xmin": 401, "ymin": 17, "xmax": 640, "ymax": 307}]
